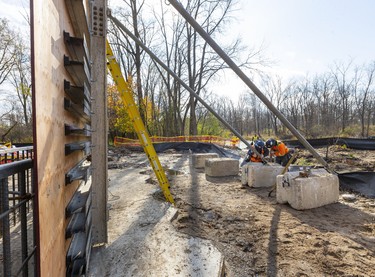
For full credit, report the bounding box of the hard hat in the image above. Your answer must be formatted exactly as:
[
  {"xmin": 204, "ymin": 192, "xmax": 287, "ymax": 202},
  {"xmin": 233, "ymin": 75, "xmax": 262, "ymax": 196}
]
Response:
[
  {"xmin": 266, "ymin": 138, "xmax": 277, "ymax": 148},
  {"xmin": 254, "ymin": 140, "xmax": 266, "ymax": 154}
]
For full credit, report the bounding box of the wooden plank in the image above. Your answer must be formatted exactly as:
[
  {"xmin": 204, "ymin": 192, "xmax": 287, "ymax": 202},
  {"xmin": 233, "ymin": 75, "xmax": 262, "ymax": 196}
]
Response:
[{"xmin": 90, "ymin": 0, "xmax": 108, "ymax": 244}]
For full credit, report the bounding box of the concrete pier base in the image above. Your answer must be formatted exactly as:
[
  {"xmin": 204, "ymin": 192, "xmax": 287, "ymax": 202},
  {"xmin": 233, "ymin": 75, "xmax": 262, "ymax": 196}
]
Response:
[
  {"xmin": 192, "ymin": 153, "xmax": 219, "ymax": 169},
  {"xmin": 276, "ymin": 169, "xmax": 339, "ymax": 210},
  {"xmin": 241, "ymin": 163, "xmax": 284, "ymax": 187},
  {"xmin": 205, "ymin": 158, "xmax": 239, "ymax": 177}
]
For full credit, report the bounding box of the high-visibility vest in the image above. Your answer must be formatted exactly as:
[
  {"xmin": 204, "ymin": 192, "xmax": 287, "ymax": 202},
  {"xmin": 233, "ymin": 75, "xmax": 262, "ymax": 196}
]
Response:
[{"xmin": 271, "ymin": 142, "xmax": 289, "ymax": 157}]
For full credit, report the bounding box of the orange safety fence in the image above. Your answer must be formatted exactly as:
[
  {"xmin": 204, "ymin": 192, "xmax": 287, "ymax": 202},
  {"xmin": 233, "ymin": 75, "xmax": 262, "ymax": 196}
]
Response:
[
  {"xmin": 0, "ymin": 146, "xmax": 34, "ymax": 164},
  {"xmin": 113, "ymin": 135, "xmax": 241, "ymax": 148}
]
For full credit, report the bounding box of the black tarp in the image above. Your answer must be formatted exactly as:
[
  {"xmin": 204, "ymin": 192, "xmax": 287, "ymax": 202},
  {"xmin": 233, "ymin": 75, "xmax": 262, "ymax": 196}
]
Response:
[
  {"xmin": 336, "ymin": 138, "xmax": 375, "ymax": 150},
  {"xmin": 284, "ymin": 137, "xmax": 375, "ymax": 150},
  {"xmin": 284, "ymin": 137, "xmax": 336, "ymax": 148},
  {"xmin": 338, "ymin": 172, "xmax": 375, "ymax": 198},
  {"xmin": 153, "ymin": 142, "xmax": 241, "ymax": 159}
]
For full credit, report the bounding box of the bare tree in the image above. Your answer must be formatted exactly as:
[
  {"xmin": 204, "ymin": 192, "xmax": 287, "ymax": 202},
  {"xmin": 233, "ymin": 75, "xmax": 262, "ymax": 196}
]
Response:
[
  {"xmin": 355, "ymin": 62, "xmax": 375, "ymax": 137},
  {"xmin": 0, "ymin": 17, "xmax": 32, "ymax": 141},
  {"xmin": 0, "ymin": 18, "xmax": 18, "ymax": 86},
  {"xmin": 9, "ymin": 38, "xmax": 31, "ymax": 126},
  {"xmin": 261, "ymin": 74, "xmax": 289, "ymax": 136},
  {"xmin": 152, "ymin": 0, "xmax": 266, "ymax": 135},
  {"xmin": 109, "ymin": 0, "xmax": 154, "ymax": 122},
  {"xmin": 182, "ymin": 0, "xmax": 262, "ymax": 135},
  {"xmin": 152, "ymin": 2, "xmax": 188, "ymax": 135},
  {"xmin": 311, "ymin": 73, "xmax": 334, "ymax": 134},
  {"xmin": 331, "ymin": 60, "xmax": 355, "ymax": 133}
]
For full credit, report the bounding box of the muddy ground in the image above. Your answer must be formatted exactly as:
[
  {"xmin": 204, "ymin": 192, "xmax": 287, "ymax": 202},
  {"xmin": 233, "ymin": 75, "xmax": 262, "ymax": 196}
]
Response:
[{"xmin": 101, "ymin": 145, "xmax": 375, "ymax": 276}]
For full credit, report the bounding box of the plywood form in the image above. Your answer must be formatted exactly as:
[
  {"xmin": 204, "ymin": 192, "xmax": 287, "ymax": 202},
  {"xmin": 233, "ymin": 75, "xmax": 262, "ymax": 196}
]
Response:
[{"xmin": 33, "ymin": 0, "xmax": 90, "ymax": 275}]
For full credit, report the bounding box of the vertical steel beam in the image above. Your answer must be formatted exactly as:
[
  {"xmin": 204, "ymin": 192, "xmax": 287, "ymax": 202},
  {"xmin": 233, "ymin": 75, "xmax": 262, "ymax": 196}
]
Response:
[
  {"xmin": 19, "ymin": 171, "xmax": 28, "ymax": 277},
  {"xmin": 91, "ymin": 0, "xmax": 108, "ymax": 243}
]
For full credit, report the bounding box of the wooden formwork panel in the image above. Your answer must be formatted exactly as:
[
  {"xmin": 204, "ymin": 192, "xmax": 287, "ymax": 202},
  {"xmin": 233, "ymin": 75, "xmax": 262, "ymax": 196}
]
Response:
[{"xmin": 33, "ymin": 0, "xmax": 97, "ymax": 276}]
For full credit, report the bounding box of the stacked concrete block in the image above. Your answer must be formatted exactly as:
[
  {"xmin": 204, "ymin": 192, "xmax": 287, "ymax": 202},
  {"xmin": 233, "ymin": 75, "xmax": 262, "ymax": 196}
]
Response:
[
  {"xmin": 276, "ymin": 169, "xmax": 339, "ymax": 210},
  {"xmin": 205, "ymin": 158, "xmax": 239, "ymax": 177},
  {"xmin": 192, "ymin": 153, "xmax": 219, "ymax": 169},
  {"xmin": 241, "ymin": 163, "xmax": 284, "ymax": 187}
]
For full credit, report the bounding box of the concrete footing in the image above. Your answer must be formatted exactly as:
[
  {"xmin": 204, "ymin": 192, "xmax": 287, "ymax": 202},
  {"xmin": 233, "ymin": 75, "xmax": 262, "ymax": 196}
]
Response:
[
  {"xmin": 142, "ymin": 207, "xmax": 225, "ymax": 276},
  {"xmin": 241, "ymin": 163, "xmax": 284, "ymax": 187},
  {"xmin": 192, "ymin": 153, "xmax": 219, "ymax": 169},
  {"xmin": 205, "ymin": 158, "xmax": 239, "ymax": 177},
  {"xmin": 276, "ymin": 169, "xmax": 339, "ymax": 210}
]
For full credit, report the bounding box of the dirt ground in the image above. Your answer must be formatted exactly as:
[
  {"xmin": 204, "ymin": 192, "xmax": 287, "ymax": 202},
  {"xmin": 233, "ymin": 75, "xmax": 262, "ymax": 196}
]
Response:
[{"xmin": 99, "ymin": 145, "xmax": 375, "ymax": 277}]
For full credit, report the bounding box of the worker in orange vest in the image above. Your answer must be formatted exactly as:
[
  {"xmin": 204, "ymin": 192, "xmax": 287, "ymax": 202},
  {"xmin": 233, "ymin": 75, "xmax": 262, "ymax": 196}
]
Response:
[{"xmin": 266, "ymin": 138, "xmax": 293, "ymax": 166}]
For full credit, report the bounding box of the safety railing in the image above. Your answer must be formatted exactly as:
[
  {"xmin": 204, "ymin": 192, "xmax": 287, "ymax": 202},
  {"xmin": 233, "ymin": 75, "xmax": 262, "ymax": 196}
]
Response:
[{"xmin": 0, "ymin": 146, "xmax": 36, "ymax": 277}]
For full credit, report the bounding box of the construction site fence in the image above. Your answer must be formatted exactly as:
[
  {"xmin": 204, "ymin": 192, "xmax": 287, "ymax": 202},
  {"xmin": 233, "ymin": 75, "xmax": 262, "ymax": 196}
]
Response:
[
  {"xmin": 0, "ymin": 146, "xmax": 34, "ymax": 165},
  {"xmin": 113, "ymin": 135, "xmax": 240, "ymax": 148}
]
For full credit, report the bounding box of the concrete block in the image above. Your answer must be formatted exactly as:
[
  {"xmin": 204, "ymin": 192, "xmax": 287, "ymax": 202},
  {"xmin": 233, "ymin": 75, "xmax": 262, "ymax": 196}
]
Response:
[
  {"xmin": 205, "ymin": 158, "xmax": 239, "ymax": 177},
  {"xmin": 241, "ymin": 163, "xmax": 284, "ymax": 187},
  {"xmin": 192, "ymin": 153, "xmax": 219, "ymax": 169},
  {"xmin": 276, "ymin": 169, "xmax": 339, "ymax": 210}
]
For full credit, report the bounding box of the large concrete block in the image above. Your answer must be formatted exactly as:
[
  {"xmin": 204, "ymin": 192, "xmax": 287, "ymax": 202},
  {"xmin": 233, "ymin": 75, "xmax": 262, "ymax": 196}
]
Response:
[
  {"xmin": 192, "ymin": 153, "xmax": 219, "ymax": 169},
  {"xmin": 205, "ymin": 158, "xmax": 239, "ymax": 177},
  {"xmin": 276, "ymin": 169, "xmax": 339, "ymax": 210},
  {"xmin": 241, "ymin": 163, "xmax": 284, "ymax": 187}
]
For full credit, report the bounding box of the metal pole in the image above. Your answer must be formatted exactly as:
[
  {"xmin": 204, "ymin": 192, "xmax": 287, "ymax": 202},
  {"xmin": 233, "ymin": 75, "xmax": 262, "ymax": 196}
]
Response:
[
  {"xmin": 20, "ymin": 171, "xmax": 28, "ymax": 277},
  {"xmin": 1, "ymin": 178, "xmax": 11, "ymax": 277},
  {"xmin": 108, "ymin": 12, "xmax": 253, "ymax": 149},
  {"xmin": 166, "ymin": 0, "xmax": 329, "ymax": 169}
]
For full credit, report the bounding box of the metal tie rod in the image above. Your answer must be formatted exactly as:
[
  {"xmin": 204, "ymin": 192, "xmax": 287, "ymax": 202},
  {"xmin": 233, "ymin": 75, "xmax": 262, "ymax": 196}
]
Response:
[
  {"xmin": 108, "ymin": 12, "xmax": 252, "ymax": 149},
  {"xmin": 166, "ymin": 0, "xmax": 329, "ymax": 169}
]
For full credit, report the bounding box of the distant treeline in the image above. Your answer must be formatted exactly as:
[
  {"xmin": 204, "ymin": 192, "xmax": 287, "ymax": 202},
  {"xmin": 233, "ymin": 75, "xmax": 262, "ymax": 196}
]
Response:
[{"xmin": 215, "ymin": 62, "xmax": 375, "ymax": 140}]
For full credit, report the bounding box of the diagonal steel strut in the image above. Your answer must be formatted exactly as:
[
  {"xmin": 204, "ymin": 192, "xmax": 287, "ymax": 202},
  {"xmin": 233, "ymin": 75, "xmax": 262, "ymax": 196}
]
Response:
[{"xmin": 166, "ymin": 0, "xmax": 329, "ymax": 169}]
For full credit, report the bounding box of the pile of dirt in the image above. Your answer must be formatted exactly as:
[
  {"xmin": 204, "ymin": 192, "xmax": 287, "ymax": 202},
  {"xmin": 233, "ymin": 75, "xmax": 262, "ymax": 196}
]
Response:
[{"xmin": 294, "ymin": 145, "xmax": 375, "ymax": 173}]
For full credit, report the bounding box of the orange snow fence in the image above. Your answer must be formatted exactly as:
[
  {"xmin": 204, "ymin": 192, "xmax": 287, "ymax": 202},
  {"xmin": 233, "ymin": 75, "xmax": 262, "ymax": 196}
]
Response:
[{"xmin": 113, "ymin": 135, "xmax": 240, "ymax": 148}]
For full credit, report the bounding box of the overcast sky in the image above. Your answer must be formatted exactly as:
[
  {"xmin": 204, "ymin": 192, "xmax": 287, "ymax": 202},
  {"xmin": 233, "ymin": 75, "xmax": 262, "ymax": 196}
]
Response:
[
  {"xmin": 1, "ymin": 0, "xmax": 374, "ymax": 100},
  {"xmin": 0, "ymin": 0, "xmax": 29, "ymax": 28}
]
